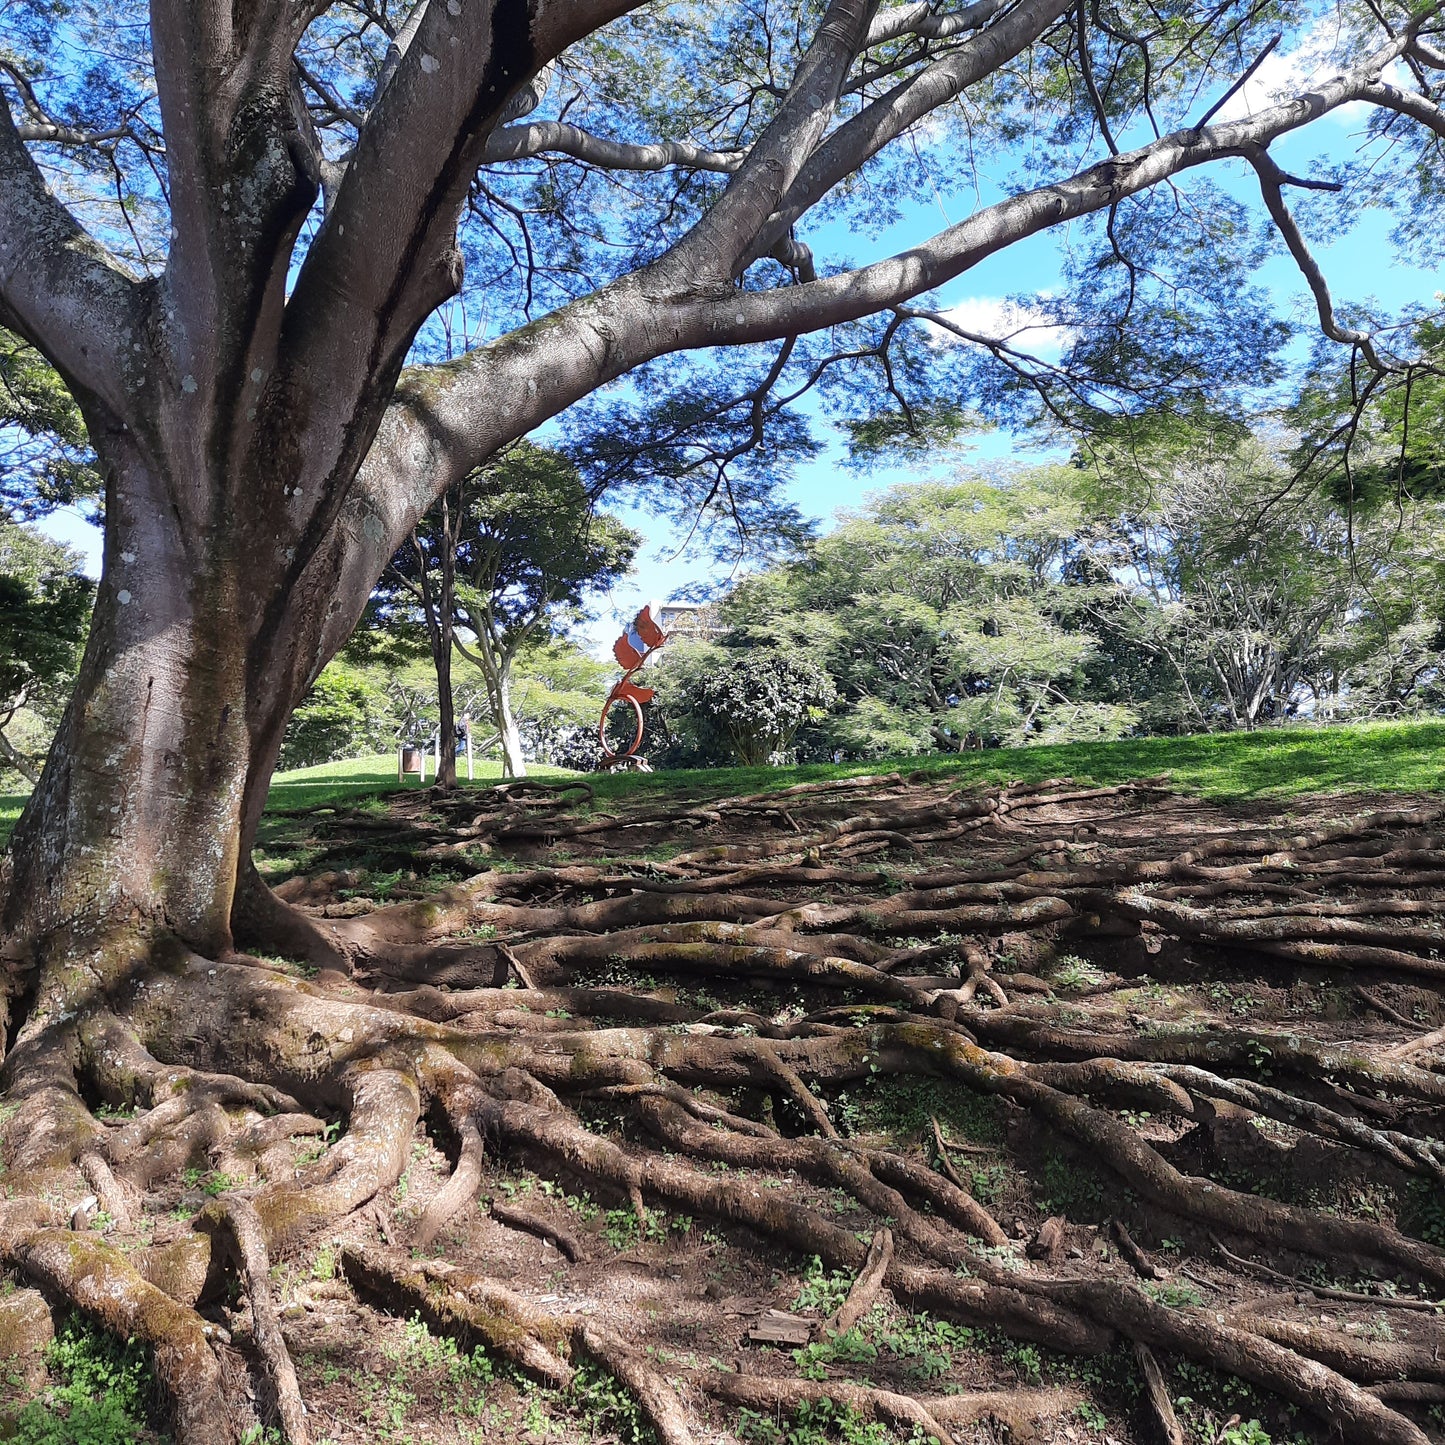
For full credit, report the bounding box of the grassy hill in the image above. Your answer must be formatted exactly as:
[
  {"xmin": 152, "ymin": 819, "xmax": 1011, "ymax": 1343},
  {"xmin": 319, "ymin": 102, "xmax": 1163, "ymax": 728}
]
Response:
[
  {"xmin": 267, "ymin": 717, "xmax": 1445, "ymax": 812},
  {"xmin": 1, "ymin": 718, "xmax": 1441, "ymax": 847}
]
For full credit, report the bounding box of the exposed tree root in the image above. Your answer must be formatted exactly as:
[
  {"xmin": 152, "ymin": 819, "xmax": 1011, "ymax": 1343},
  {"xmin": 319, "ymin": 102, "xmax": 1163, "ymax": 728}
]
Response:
[
  {"xmin": 824, "ymin": 1227, "xmax": 893, "ymax": 1333},
  {"xmin": 223, "ymin": 1197, "xmax": 309, "ymax": 1445},
  {"xmin": 695, "ymin": 1371, "xmax": 960, "ymax": 1445},
  {"xmin": 12, "ymin": 775, "xmax": 1445, "ymax": 1441}
]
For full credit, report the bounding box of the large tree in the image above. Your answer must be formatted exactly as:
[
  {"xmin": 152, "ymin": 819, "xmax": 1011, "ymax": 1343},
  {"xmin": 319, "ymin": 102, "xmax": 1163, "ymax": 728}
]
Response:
[
  {"xmin": 715, "ymin": 473, "xmax": 1135, "ymax": 754},
  {"xmin": 4, "ymin": 2, "xmax": 1445, "ymax": 1439}
]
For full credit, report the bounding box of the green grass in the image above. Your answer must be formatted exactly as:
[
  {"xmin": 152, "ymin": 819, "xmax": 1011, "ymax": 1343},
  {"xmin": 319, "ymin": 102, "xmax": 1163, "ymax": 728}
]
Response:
[
  {"xmin": 1, "ymin": 718, "xmax": 1442, "ymax": 849},
  {"xmin": 265, "ymin": 753, "xmax": 574, "ymax": 810},
  {"xmin": 581, "ymin": 717, "xmax": 1445, "ymax": 808}
]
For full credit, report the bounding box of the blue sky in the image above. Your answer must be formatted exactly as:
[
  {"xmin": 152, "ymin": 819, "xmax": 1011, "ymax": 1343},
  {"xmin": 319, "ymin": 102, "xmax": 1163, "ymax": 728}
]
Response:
[
  {"xmin": 33, "ymin": 41, "xmax": 1442, "ymax": 662},
  {"xmin": 590, "ymin": 110, "xmax": 1440, "ymax": 649}
]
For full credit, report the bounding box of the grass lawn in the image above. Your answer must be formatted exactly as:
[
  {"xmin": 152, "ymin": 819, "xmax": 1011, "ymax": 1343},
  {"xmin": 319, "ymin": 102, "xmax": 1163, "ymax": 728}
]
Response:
[
  {"xmin": 266, "ymin": 753, "xmax": 575, "ymax": 810},
  {"xmin": 581, "ymin": 716, "xmax": 1445, "ymax": 808},
  {"xmin": 0, "ymin": 718, "xmax": 1441, "ymax": 849},
  {"xmin": 268, "ymin": 718, "xmax": 1445, "ymax": 811}
]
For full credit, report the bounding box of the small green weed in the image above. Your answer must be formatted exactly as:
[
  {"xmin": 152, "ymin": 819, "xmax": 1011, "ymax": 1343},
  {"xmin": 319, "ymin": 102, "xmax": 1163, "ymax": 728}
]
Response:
[
  {"xmin": 874, "ymin": 1313, "xmax": 975, "ymax": 1379},
  {"xmin": 10, "ymin": 1314, "xmax": 161, "ymax": 1445},
  {"xmin": 568, "ymin": 1359, "xmax": 652, "ymax": 1445},
  {"xmin": 792, "ymin": 1257, "xmax": 852, "ymax": 1314},
  {"xmin": 737, "ymin": 1396, "xmax": 905, "ymax": 1445},
  {"xmin": 793, "ymin": 1327, "xmax": 878, "ymax": 1380},
  {"xmin": 1141, "ymin": 1281, "xmax": 1205, "ymax": 1309},
  {"xmin": 1037, "ymin": 1151, "xmax": 1109, "ymax": 1218}
]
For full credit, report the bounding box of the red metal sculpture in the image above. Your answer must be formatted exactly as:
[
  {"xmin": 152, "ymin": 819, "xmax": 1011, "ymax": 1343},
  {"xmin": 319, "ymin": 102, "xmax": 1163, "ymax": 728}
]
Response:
[{"xmin": 598, "ymin": 602, "xmax": 668, "ymax": 768}]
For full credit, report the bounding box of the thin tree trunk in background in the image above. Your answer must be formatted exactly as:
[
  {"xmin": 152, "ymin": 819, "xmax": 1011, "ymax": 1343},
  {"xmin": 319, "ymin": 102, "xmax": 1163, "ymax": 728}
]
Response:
[
  {"xmin": 414, "ymin": 507, "xmax": 458, "ymax": 790},
  {"xmin": 0, "ymin": 725, "xmax": 38, "ymax": 784},
  {"xmin": 497, "ymin": 664, "xmax": 526, "ymax": 778}
]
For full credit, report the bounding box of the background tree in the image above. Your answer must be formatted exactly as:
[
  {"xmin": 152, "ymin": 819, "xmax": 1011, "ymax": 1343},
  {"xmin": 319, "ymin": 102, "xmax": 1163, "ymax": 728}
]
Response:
[
  {"xmin": 717, "ymin": 474, "xmax": 1136, "ymax": 754},
  {"xmin": 0, "ymin": 328, "xmax": 102, "ymax": 517},
  {"xmin": 277, "ymin": 661, "xmax": 394, "ymax": 772},
  {"xmin": 655, "ymin": 642, "xmax": 836, "ymax": 766},
  {"xmin": 1080, "ymin": 437, "xmax": 1445, "ymax": 730},
  {"xmin": 378, "ymin": 443, "xmax": 638, "ymax": 780},
  {"xmin": 0, "ymin": 517, "xmax": 92, "ymax": 781}
]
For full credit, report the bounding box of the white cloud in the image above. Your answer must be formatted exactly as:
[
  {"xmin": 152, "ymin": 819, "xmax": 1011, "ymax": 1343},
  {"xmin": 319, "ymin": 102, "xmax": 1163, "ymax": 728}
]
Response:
[
  {"xmin": 930, "ymin": 296, "xmax": 1072, "ymax": 358},
  {"xmin": 1213, "ymin": 20, "xmax": 1403, "ymax": 127}
]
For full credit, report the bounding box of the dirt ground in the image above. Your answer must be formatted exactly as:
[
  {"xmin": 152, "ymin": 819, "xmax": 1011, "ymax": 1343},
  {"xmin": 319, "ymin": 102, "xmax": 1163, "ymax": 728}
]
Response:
[{"xmin": 9, "ymin": 770, "xmax": 1445, "ymax": 1445}]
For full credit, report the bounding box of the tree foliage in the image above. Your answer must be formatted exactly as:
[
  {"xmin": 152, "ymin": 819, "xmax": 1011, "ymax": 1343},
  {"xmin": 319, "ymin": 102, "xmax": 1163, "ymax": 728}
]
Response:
[
  {"xmin": 655, "ymin": 642, "xmax": 836, "ymax": 766},
  {"xmin": 683, "ymin": 446, "xmax": 1445, "ymax": 760},
  {"xmin": 0, "ymin": 515, "xmax": 92, "ymax": 779},
  {"xmin": 373, "ymin": 442, "xmax": 639, "ymax": 777}
]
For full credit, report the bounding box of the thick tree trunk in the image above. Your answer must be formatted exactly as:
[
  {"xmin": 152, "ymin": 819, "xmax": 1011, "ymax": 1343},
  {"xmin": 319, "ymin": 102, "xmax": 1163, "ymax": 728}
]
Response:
[
  {"xmin": 0, "ymin": 435, "xmax": 375, "ymax": 1003},
  {"xmin": 4, "ymin": 463, "xmax": 261, "ymax": 971}
]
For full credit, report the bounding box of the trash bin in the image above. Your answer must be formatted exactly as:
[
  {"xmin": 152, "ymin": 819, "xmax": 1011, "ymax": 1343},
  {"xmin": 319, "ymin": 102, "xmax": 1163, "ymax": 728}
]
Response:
[{"xmin": 401, "ymin": 745, "xmax": 422, "ymax": 775}]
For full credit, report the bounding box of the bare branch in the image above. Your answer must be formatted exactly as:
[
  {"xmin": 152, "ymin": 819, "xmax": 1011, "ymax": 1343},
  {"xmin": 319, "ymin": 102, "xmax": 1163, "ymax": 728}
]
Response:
[
  {"xmin": 1186, "ymin": 32, "xmax": 1280, "ymax": 132},
  {"xmin": 1246, "ymin": 147, "xmax": 1388, "ymax": 372},
  {"xmin": 1075, "ymin": 0, "xmax": 1120, "ymax": 154}
]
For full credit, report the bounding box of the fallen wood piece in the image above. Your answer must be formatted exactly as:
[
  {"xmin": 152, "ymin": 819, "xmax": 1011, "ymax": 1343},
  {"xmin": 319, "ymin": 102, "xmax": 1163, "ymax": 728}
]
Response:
[
  {"xmin": 1027, "ymin": 1215, "xmax": 1067, "ymax": 1266},
  {"xmin": 490, "ymin": 1199, "xmax": 582, "ymax": 1261},
  {"xmin": 747, "ymin": 1309, "xmax": 813, "ymax": 1345},
  {"xmin": 1134, "ymin": 1340, "xmax": 1185, "ymax": 1445},
  {"xmin": 1109, "ymin": 1218, "xmax": 1163, "ymax": 1280},
  {"xmin": 824, "ymin": 1227, "xmax": 893, "ymax": 1334}
]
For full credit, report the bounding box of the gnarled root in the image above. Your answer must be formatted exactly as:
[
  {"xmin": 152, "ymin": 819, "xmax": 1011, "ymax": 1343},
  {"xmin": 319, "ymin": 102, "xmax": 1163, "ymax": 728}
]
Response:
[
  {"xmin": 221, "ymin": 1198, "xmax": 309, "ymax": 1445},
  {"xmin": 10, "ymin": 1229, "xmax": 231, "ymax": 1445}
]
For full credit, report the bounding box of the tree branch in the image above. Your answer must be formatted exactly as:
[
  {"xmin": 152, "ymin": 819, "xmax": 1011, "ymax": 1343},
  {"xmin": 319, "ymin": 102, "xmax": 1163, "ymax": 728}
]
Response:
[
  {"xmin": 300, "ymin": 21, "xmax": 1418, "ymax": 671},
  {"xmin": 280, "ymin": 0, "xmax": 652, "ymax": 492},
  {"xmin": 483, "ymin": 121, "xmax": 743, "ymax": 173},
  {"xmin": 667, "ymin": 0, "xmax": 878, "ymax": 285},
  {"xmin": 1360, "ymin": 77, "xmax": 1445, "ymax": 139},
  {"xmin": 740, "ymin": 0, "xmax": 1076, "ymax": 271},
  {"xmin": 866, "ymin": 0, "xmax": 1010, "ymax": 47},
  {"xmin": 0, "ymin": 92, "xmax": 143, "ymax": 416},
  {"xmin": 712, "ymin": 36, "xmax": 1414, "ymax": 343},
  {"xmin": 1246, "ymin": 147, "xmax": 1388, "ymax": 373}
]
